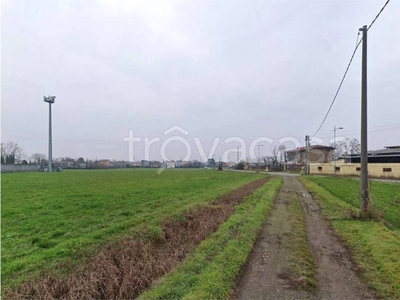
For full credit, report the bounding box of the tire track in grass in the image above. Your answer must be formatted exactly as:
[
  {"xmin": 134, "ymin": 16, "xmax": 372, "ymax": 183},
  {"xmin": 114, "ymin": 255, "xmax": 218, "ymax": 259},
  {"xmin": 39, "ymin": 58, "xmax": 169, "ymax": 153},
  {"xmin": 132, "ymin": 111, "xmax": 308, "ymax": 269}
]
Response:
[
  {"xmin": 234, "ymin": 176, "xmax": 316, "ymax": 300},
  {"xmin": 296, "ymin": 178, "xmax": 375, "ymax": 300},
  {"xmin": 300, "ymin": 176, "xmax": 399, "ymax": 298}
]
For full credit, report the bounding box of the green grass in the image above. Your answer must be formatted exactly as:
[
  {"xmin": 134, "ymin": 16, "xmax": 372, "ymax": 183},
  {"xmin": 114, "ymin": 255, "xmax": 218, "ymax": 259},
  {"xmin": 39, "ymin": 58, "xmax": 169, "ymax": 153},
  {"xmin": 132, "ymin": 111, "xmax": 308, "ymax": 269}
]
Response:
[
  {"xmin": 285, "ymin": 192, "xmax": 316, "ymax": 289},
  {"xmin": 1, "ymin": 169, "xmax": 265, "ymax": 290},
  {"xmin": 299, "ymin": 176, "xmax": 400, "ymax": 298},
  {"xmin": 139, "ymin": 177, "xmax": 283, "ymax": 299},
  {"xmin": 305, "ymin": 176, "xmax": 400, "ymax": 229}
]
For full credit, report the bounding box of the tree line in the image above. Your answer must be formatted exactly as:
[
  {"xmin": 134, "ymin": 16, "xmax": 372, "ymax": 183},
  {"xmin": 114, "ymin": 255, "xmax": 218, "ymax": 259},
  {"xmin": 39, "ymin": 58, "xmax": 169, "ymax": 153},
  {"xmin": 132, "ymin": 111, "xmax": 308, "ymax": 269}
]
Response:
[{"xmin": 1, "ymin": 141, "xmax": 86, "ymax": 166}]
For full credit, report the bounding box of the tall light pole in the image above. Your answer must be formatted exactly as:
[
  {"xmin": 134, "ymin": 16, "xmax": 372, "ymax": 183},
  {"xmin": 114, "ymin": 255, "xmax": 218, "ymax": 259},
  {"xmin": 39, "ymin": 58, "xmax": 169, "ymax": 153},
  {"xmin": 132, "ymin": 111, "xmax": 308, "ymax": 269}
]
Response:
[
  {"xmin": 44, "ymin": 96, "xmax": 56, "ymax": 172},
  {"xmin": 257, "ymin": 144, "xmax": 264, "ymax": 169},
  {"xmin": 333, "ymin": 126, "xmax": 344, "ymax": 175}
]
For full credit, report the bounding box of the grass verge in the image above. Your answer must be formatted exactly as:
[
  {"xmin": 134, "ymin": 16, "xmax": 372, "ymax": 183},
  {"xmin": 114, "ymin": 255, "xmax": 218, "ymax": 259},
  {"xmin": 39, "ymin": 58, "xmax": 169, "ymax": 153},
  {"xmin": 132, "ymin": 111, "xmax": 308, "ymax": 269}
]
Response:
[
  {"xmin": 139, "ymin": 177, "xmax": 283, "ymax": 299},
  {"xmin": 304, "ymin": 176, "xmax": 400, "ymax": 229},
  {"xmin": 299, "ymin": 176, "xmax": 400, "ymax": 298}
]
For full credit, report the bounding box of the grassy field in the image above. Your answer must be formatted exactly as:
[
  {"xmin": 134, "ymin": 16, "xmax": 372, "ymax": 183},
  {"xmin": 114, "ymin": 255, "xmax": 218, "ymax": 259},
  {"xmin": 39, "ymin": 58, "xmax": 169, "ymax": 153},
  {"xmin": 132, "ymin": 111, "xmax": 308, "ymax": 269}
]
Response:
[
  {"xmin": 140, "ymin": 177, "xmax": 283, "ymax": 299},
  {"xmin": 300, "ymin": 176, "xmax": 400, "ymax": 298},
  {"xmin": 305, "ymin": 176, "xmax": 400, "ymax": 229},
  {"xmin": 1, "ymin": 169, "xmax": 265, "ymax": 290}
]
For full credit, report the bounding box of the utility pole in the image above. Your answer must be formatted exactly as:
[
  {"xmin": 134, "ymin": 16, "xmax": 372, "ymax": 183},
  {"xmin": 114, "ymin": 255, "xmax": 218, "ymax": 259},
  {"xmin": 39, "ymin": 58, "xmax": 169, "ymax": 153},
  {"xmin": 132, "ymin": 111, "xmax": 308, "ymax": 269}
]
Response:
[
  {"xmin": 44, "ymin": 96, "xmax": 56, "ymax": 172},
  {"xmin": 305, "ymin": 135, "xmax": 310, "ymax": 175},
  {"xmin": 333, "ymin": 126, "xmax": 344, "ymax": 175},
  {"xmin": 360, "ymin": 25, "xmax": 369, "ymax": 215},
  {"xmin": 257, "ymin": 144, "xmax": 264, "ymax": 170}
]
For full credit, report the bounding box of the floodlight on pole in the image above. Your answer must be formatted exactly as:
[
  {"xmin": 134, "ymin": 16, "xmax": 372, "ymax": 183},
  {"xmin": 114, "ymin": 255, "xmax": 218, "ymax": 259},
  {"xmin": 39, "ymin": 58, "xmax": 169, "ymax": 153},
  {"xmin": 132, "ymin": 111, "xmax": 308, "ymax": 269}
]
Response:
[
  {"xmin": 333, "ymin": 126, "xmax": 344, "ymax": 175},
  {"xmin": 44, "ymin": 96, "xmax": 56, "ymax": 172}
]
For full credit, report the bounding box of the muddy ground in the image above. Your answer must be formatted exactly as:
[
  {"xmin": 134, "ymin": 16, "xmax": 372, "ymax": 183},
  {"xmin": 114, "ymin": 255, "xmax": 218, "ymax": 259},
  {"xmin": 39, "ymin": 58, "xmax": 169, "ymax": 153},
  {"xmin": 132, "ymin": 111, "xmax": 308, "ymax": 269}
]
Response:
[{"xmin": 234, "ymin": 176, "xmax": 375, "ymax": 300}]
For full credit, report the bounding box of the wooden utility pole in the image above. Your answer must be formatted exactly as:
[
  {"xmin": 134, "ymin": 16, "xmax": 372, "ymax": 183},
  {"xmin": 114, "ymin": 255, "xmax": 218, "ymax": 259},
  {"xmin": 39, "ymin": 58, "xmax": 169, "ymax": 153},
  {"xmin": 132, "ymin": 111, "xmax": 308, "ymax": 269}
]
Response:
[{"xmin": 360, "ymin": 25, "xmax": 369, "ymax": 215}]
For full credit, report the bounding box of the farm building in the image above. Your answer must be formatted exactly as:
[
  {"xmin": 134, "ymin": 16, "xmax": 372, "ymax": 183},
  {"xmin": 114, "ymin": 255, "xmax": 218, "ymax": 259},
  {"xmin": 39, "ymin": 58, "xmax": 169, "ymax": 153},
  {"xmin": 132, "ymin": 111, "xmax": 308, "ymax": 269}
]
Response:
[
  {"xmin": 310, "ymin": 145, "xmax": 400, "ymax": 178},
  {"xmin": 284, "ymin": 145, "xmax": 334, "ymax": 170},
  {"xmin": 344, "ymin": 145, "xmax": 400, "ymax": 163}
]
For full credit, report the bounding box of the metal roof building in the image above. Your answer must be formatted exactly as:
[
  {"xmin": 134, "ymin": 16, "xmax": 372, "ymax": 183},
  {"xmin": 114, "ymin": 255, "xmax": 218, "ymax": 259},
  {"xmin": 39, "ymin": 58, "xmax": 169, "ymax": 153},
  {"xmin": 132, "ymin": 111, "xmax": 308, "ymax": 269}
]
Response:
[{"xmin": 344, "ymin": 145, "xmax": 400, "ymax": 163}]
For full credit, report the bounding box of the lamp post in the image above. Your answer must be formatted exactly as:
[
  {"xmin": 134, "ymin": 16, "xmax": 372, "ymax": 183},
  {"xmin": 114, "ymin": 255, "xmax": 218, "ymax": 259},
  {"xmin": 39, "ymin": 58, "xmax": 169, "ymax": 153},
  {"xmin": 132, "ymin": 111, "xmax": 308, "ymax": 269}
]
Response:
[
  {"xmin": 257, "ymin": 144, "xmax": 264, "ymax": 169},
  {"xmin": 333, "ymin": 126, "xmax": 344, "ymax": 175},
  {"xmin": 44, "ymin": 96, "xmax": 56, "ymax": 172}
]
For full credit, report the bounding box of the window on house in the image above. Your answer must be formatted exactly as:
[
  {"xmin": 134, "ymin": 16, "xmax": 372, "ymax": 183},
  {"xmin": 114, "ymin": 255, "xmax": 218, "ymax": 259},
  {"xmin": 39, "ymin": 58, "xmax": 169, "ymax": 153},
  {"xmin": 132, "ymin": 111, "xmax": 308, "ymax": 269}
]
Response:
[
  {"xmin": 318, "ymin": 167, "xmax": 322, "ymax": 171},
  {"xmin": 356, "ymin": 167, "xmax": 361, "ymax": 171},
  {"xmin": 383, "ymin": 168, "xmax": 392, "ymax": 172},
  {"xmin": 335, "ymin": 167, "xmax": 340, "ymax": 171}
]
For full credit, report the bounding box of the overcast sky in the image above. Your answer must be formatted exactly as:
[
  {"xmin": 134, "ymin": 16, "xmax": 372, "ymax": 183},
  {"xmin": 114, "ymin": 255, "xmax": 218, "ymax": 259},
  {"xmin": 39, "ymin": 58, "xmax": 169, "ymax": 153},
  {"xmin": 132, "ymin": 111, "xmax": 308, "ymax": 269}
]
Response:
[{"xmin": 2, "ymin": 0, "xmax": 399, "ymax": 162}]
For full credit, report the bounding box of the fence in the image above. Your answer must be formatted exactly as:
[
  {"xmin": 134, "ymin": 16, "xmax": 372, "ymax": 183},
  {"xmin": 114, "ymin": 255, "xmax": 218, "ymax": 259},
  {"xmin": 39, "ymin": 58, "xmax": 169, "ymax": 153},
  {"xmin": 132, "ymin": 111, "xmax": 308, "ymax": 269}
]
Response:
[{"xmin": 1, "ymin": 164, "xmax": 41, "ymax": 173}]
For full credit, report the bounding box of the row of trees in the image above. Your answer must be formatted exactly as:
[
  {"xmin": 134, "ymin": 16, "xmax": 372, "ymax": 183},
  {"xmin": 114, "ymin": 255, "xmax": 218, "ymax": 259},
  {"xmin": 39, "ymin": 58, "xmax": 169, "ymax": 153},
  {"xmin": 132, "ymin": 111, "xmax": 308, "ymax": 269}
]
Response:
[
  {"xmin": 2, "ymin": 138, "xmax": 362, "ymax": 167},
  {"xmin": 1, "ymin": 141, "xmax": 87, "ymax": 166}
]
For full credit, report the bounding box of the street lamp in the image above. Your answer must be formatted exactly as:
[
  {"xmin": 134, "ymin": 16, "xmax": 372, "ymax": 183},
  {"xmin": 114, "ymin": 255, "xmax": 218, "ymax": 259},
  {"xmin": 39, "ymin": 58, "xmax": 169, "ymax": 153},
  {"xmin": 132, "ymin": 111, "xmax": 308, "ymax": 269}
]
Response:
[
  {"xmin": 44, "ymin": 96, "xmax": 56, "ymax": 172},
  {"xmin": 257, "ymin": 144, "xmax": 264, "ymax": 169},
  {"xmin": 333, "ymin": 126, "xmax": 344, "ymax": 175}
]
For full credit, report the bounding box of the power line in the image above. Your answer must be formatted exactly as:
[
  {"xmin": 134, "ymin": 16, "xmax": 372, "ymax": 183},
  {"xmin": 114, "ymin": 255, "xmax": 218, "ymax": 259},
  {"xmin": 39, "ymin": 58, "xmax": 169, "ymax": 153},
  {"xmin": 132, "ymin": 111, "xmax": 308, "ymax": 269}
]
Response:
[
  {"xmin": 312, "ymin": 0, "xmax": 391, "ymax": 137},
  {"xmin": 368, "ymin": 0, "xmax": 390, "ymax": 30},
  {"xmin": 312, "ymin": 34, "xmax": 362, "ymax": 137},
  {"xmin": 316, "ymin": 122, "xmax": 400, "ymax": 138}
]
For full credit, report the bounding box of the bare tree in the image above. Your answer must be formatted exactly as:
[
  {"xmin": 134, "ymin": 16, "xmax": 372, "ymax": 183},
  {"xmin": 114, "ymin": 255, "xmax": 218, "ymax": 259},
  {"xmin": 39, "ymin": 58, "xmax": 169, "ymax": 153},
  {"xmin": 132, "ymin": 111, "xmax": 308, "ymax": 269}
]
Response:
[
  {"xmin": 1, "ymin": 141, "xmax": 24, "ymax": 164},
  {"xmin": 271, "ymin": 145, "xmax": 279, "ymax": 164},
  {"xmin": 349, "ymin": 138, "xmax": 361, "ymax": 155},
  {"xmin": 278, "ymin": 144, "xmax": 287, "ymax": 162},
  {"xmin": 31, "ymin": 153, "xmax": 47, "ymax": 164},
  {"xmin": 331, "ymin": 138, "xmax": 361, "ymax": 160}
]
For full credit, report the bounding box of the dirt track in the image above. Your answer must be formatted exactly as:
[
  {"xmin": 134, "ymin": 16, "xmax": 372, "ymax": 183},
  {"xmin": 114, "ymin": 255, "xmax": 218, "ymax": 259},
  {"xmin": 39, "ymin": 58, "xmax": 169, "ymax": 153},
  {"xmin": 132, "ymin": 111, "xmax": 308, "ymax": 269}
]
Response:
[{"xmin": 234, "ymin": 176, "xmax": 375, "ymax": 300}]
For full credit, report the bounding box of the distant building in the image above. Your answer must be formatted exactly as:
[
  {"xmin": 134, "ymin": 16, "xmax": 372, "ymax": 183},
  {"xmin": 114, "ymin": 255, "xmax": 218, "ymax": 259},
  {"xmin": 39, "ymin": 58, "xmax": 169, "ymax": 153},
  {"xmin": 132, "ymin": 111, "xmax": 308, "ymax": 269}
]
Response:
[
  {"xmin": 284, "ymin": 145, "xmax": 334, "ymax": 171},
  {"xmin": 285, "ymin": 145, "xmax": 334, "ymax": 163},
  {"xmin": 310, "ymin": 145, "xmax": 400, "ymax": 178},
  {"xmin": 150, "ymin": 161, "xmax": 162, "ymax": 168},
  {"xmin": 141, "ymin": 160, "xmax": 150, "ymax": 167},
  {"xmin": 98, "ymin": 159, "xmax": 111, "ymax": 167},
  {"xmin": 132, "ymin": 161, "xmax": 141, "ymax": 167},
  {"xmin": 224, "ymin": 162, "xmax": 236, "ymax": 168},
  {"xmin": 344, "ymin": 145, "xmax": 400, "ymax": 163},
  {"xmin": 182, "ymin": 161, "xmax": 191, "ymax": 167}
]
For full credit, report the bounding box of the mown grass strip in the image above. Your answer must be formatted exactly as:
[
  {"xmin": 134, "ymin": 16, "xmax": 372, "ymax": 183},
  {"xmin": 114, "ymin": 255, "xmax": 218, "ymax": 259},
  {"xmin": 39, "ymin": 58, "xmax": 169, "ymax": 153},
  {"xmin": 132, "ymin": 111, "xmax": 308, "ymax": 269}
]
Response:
[
  {"xmin": 139, "ymin": 177, "xmax": 283, "ymax": 299},
  {"xmin": 299, "ymin": 176, "xmax": 400, "ymax": 298}
]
